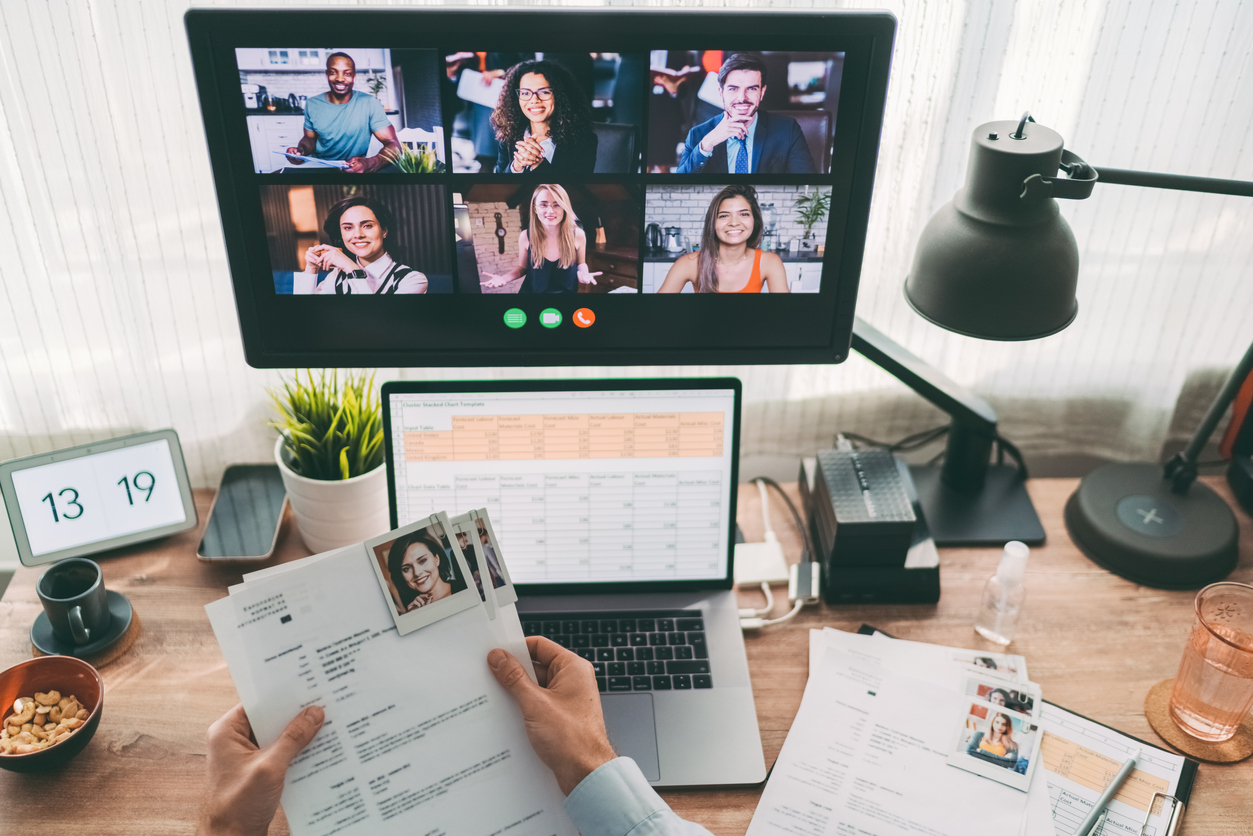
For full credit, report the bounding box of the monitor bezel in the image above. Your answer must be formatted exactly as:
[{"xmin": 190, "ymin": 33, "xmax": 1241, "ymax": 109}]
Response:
[
  {"xmin": 381, "ymin": 377, "xmax": 742, "ymax": 595},
  {"xmin": 187, "ymin": 8, "xmax": 896, "ymax": 367}
]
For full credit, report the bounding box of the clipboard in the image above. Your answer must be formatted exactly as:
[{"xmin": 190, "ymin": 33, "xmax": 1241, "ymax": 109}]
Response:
[{"xmin": 856, "ymin": 625, "xmax": 1197, "ymax": 832}]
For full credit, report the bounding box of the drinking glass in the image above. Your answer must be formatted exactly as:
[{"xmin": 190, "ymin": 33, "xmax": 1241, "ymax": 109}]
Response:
[{"xmin": 1168, "ymin": 582, "xmax": 1253, "ymax": 741}]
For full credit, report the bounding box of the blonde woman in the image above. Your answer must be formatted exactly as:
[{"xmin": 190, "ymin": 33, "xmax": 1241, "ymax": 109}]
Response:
[{"xmin": 482, "ymin": 184, "xmax": 601, "ymax": 293}]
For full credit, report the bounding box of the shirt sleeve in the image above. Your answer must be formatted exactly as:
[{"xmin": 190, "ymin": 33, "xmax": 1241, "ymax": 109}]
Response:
[
  {"xmin": 396, "ymin": 270, "xmax": 428, "ymax": 294},
  {"xmin": 563, "ymin": 758, "xmax": 715, "ymax": 836},
  {"xmin": 367, "ymin": 95, "xmax": 390, "ymax": 133}
]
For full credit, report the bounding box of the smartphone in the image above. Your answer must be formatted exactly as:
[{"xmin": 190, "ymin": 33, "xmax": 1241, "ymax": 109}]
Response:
[{"xmin": 197, "ymin": 464, "xmax": 287, "ymax": 561}]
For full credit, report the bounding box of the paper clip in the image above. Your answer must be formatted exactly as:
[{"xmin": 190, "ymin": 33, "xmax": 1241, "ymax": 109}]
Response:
[{"xmin": 1138, "ymin": 792, "xmax": 1185, "ymax": 836}]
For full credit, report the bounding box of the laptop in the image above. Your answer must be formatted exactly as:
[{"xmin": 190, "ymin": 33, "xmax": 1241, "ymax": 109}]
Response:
[{"xmin": 381, "ymin": 378, "xmax": 765, "ymax": 787}]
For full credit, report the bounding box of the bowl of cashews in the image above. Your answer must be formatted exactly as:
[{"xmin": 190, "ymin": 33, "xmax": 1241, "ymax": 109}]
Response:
[{"xmin": 0, "ymin": 656, "xmax": 103, "ymax": 771}]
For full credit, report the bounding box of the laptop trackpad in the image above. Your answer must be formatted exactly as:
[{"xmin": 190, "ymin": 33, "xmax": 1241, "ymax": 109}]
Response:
[{"xmin": 601, "ymin": 694, "xmax": 660, "ymax": 781}]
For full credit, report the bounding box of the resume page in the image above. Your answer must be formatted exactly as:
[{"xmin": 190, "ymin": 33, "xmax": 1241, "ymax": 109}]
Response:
[{"xmin": 207, "ymin": 545, "xmax": 575, "ymax": 836}]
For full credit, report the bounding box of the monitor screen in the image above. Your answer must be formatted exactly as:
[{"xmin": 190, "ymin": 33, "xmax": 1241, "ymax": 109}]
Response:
[
  {"xmin": 383, "ymin": 379, "xmax": 740, "ymax": 592},
  {"xmin": 186, "ymin": 9, "xmax": 895, "ymax": 367}
]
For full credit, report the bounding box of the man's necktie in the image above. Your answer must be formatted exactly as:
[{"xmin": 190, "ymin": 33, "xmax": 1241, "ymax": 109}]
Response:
[{"xmin": 733, "ymin": 138, "xmax": 748, "ymax": 174}]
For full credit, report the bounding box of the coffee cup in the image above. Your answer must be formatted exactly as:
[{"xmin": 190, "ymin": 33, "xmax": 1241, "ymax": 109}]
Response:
[{"xmin": 37, "ymin": 558, "xmax": 112, "ymax": 647}]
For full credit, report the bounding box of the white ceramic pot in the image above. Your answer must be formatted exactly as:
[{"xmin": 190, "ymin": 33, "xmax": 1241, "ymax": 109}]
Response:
[{"xmin": 274, "ymin": 438, "xmax": 390, "ymax": 553}]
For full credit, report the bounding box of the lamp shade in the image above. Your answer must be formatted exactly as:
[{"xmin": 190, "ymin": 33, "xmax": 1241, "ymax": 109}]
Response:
[{"xmin": 904, "ymin": 120, "xmax": 1080, "ymax": 340}]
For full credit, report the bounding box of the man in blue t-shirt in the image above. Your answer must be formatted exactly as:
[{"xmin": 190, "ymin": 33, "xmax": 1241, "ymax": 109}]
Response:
[{"xmin": 285, "ymin": 52, "xmax": 402, "ymax": 174}]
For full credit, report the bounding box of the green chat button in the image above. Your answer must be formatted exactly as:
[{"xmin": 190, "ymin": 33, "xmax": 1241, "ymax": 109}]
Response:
[{"xmin": 503, "ymin": 308, "xmax": 527, "ymax": 329}]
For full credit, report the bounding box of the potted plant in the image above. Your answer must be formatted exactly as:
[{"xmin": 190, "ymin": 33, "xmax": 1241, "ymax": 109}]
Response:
[
  {"xmin": 383, "ymin": 144, "xmax": 446, "ymax": 174},
  {"xmin": 269, "ymin": 370, "xmax": 390, "ymax": 552},
  {"xmin": 794, "ymin": 187, "xmax": 830, "ymax": 253}
]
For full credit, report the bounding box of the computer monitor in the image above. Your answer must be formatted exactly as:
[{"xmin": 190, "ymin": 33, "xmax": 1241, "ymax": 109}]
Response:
[{"xmin": 186, "ymin": 8, "xmax": 895, "ymax": 367}]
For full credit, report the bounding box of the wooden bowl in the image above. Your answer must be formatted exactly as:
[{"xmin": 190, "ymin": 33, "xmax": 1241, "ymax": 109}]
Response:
[{"xmin": 0, "ymin": 656, "xmax": 103, "ymax": 772}]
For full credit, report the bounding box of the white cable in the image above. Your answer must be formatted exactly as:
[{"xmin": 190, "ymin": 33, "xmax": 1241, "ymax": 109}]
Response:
[
  {"xmin": 738, "ymin": 582, "xmax": 774, "ymax": 618},
  {"xmin": 740, "ymin": 599, "xmax": 805, "ymax": 630},
  {"xmin": 755, "ymin": 478, "xmax": 776, "ymax": 541},
  {"xmin": 836, "ymin": 433, "xmax": 853, "ymax": 452}
]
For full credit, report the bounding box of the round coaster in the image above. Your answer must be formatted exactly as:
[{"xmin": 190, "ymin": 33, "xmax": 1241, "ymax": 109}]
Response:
[
  {"xmin": 32, "ymin": 601, "xmax": 142, "ymax": 669},
  {"xmin": 1144, "ymin": 678, "xmax": 1253, "ymax": 763}
]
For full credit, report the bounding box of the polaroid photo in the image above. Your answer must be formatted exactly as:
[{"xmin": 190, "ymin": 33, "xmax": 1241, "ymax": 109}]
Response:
[
  {"xmin": 366, "ymin": 512, "xmax": 482, "ymax": 636},
  {"xmin": 947, "ymin": 699, "xmax": 1041, "ymax": 791},
  {"xmin": 951, "ymin": 650, "xmax": 1029, "ymax": 683},
  {"xmin": 961, "ymin": 672, "xmax": 1041, "ymax": 719},
  {"xmin": 449, "ymin": 512, "xmax": 497, "ymax": 620},
  {"xmin": 469, "ymin": 508, "xmax": 518, "ymax": 607}
]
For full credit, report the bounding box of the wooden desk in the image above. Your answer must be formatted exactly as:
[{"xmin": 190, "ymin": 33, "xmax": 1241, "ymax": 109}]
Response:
[{"xmin": 1, "ymin": 478, "xmax": 1250, "ymax": 834}]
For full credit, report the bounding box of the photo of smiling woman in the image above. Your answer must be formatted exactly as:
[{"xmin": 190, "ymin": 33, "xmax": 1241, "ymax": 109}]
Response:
[
  {"xmin": 299, "ymin": 196, "xmax": 426, "ymax": 294},
  {"xmin": 657, "ymin": 184, "xmax": 789, "ymax": 293},
  {"xmin": 481, "ymin": 184, "xmax": 602, "ymax": 293},
  {"xmin": 384, "ymin": 528, "xmax": 467, "ymax": 614},
  {"xmin": 263, "ymin": 184, "xmax": 454, "ymax": 295},
  {"xmin": 491, "ymin": 60, "xmax": 597, "ymax": 174}
]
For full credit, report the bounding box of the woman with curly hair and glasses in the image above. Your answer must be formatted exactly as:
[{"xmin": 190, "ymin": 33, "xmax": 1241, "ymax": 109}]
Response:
[
  {"xmin": 491, "ymin": 59, "xmax": 597, "ymax": 174},
  {"xmin": 657, "ymin": 184, "xmax": 789, "ymax": 293}
]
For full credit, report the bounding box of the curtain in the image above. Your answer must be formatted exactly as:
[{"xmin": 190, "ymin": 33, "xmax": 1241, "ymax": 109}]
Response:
[{"xmin": 0, "ymin": 0, "xmax": 1250, "ymax": 498}]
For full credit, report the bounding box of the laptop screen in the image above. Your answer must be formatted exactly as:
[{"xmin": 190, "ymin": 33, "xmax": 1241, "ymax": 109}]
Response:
[{"xmin": 384, "ymin": 382, "xmax": 738, "ymax": 588}]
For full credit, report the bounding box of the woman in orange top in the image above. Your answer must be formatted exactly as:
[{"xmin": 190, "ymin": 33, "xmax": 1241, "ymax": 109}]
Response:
[
  {"xmin": 977, "ymin": 713, "xmax": 1019, "ymax": 759},
  {"xmin": 657, "ymin": 184, "xmax": 790, "ymax": 293}
]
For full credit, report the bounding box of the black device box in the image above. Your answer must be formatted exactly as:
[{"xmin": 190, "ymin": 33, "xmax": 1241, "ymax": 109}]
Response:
[
  {"xmin": 811, "ymin": 449, "xmax": 915, "ymax": 565},
  {"xmin": 800, "ymin": 455, "xmax": 941, "ymax": 604}
]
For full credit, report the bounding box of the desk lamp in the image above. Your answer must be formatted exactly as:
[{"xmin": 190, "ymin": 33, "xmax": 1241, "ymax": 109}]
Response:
[{"xmin": 903, "ymin": 113, "xmax": 1252, "ymax": 587}]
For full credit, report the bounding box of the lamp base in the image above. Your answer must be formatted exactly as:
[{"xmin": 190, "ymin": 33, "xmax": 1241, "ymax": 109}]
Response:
[
  {"xmin": 1064, "ymin": 462, "xmax": 1238, "ymax": 589},
  {"xmin": 910, "ymin": 465, "xmax": 1046, "ymax": 547}
]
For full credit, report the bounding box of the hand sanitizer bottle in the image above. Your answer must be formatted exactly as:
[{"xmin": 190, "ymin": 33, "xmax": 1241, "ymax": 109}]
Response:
[{"xmin": 974, "ymin": 541, "xmax": 1029, "ymax": 645}]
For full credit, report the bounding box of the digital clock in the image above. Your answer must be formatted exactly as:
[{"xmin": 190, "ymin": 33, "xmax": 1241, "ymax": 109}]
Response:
[{"xmin": 0, "ymin": 429, "xmax": 198, "ymax": 566}]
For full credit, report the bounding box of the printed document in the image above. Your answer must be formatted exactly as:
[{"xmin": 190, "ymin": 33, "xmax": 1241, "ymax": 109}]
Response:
[
  {"xmin": 207, "ymin": 542, "xmax": 575, "ymax": 836},
  {"xmin": 747, "ymin": 644, "xmax": 1029, "ymax": 836}
]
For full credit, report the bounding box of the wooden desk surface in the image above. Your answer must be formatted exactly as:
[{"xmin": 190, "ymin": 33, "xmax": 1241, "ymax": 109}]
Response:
[{"xmin": 1, "ymin": 478, "xmax": 1250, "ymax": 834}]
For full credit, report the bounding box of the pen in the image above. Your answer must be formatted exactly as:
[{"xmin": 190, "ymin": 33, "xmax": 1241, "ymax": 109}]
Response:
[{"xmin": 1077, "ymin": 750, "xmax": 1139, "ymax": 836}]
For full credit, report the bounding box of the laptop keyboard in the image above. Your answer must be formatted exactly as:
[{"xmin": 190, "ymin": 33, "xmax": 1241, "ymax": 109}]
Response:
[{"xmin": 520, "ymin": 610, "xmax": 712, "ymax": 693}]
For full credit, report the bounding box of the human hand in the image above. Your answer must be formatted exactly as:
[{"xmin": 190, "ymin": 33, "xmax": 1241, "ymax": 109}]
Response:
[
  {"xmin": 345, "ymin": 156, "xmax": 368, "ymax": 174},
  {"xmin": 577, "ymin": 268, "xmax": 601, "ymax": 285},
  {"xmin": 406, "ymin": 593, "xmax": 434, "ymax": 611},
  {"xmin": 303, "ymin": 245, "xmax": 330, "ymax": 273},
  {"xmin": 481, "ymin": 272, "xmax": 511, "ymax": 288},
  {"xmin": 482, "ymin": 68, "xmax": 506, "ymax": 85},
  {"xmin": 197, "ymin": 704, "xmax": 325, "ymax": 836},
  {"xmin": 488, "ymin": 637, "xmax": 616, "ymax": 795},
  {"xmin": 513, "ymin": 139, "xmax": 544, "ymax": 170},
  {"xmin": 314, "ymin": 246, "xmax": 357, "ymax": 274},
  {"xmin": 285, "ymin": 147, "xmax": 305, "ymax": 165},
  {"xmin": 700, "ymin": 113, "xmax": 748, "ymax": 154}
]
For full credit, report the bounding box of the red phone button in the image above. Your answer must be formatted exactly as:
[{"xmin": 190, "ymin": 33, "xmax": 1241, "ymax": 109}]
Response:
[{"xmin": 574, "ymin": 308, "xmax": 595, "ymax": 328}]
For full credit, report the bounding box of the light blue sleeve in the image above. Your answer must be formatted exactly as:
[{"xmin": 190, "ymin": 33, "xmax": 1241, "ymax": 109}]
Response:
[
  {"xmin": 563, "ymin": 758, "xmax": 715, "ymax": 836},
  {"xmin": 367, "ymin": 94, "xmax": 390, "ymax": 133}
]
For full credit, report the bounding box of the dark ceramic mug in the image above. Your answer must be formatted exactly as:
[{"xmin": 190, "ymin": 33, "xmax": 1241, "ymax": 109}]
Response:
[{"xmin": 37, "ymin": 558, "xmax": 112, "ymax": 646}]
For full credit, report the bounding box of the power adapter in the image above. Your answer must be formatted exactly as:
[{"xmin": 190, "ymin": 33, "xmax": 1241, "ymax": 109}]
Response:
[{"xmin": 733, "ymin": 539, "xmax": 790, "ymax": 585}]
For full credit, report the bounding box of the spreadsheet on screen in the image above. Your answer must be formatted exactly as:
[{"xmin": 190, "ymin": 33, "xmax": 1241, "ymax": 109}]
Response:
[{"xmin": 388, "ymin": 389, "xmax": 736, "ymax": 585}]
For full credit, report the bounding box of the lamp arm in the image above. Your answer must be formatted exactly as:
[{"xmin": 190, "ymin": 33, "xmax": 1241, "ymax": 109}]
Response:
[
  {"xmin": 1165, "ymin": 338, "xmax": 1253, "ymax": 493},
  {"xmin": 1023, "ymin": 155, "xmax": 1253, "ymax": 201},
  {"xmin": 1092, "ymin": 167, "xmax": 1253, "ymax": 197},
  {"xmin": 852, "ymin": 317, "xmax": 1011, "ymax": 492}
]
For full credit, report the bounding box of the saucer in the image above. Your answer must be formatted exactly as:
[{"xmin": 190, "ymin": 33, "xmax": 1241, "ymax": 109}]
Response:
[{"xmin": 31, "ymin": 590, "xmax": 134, "ymax": 658}]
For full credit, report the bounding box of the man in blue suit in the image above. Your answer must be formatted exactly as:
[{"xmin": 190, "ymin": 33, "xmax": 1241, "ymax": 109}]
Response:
[{"xmin": 676, "ymin": 53, "xmax": 818, "ymax": 174}]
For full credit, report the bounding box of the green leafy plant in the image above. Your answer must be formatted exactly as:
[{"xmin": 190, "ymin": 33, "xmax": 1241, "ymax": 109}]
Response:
[
  {"xmin": 269, "ymin": 370, "xmax": 384, "ymax": 481},
  {"xmin": 794, "ymin": 188, "xmax": 831, "ymax": 239},
  {"xmin": 383, "ymin": 144, "xmax": 446, "ymax": 174},
  {"xmin": 366, "ymin": 72, "xmax": 388, "ymax": 98}
]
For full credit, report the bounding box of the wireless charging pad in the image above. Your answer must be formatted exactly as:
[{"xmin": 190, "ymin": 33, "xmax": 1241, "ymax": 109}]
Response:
[{"xmin": 1065, "ymin": 463, "xmax": 1238, "ymax": 589}]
